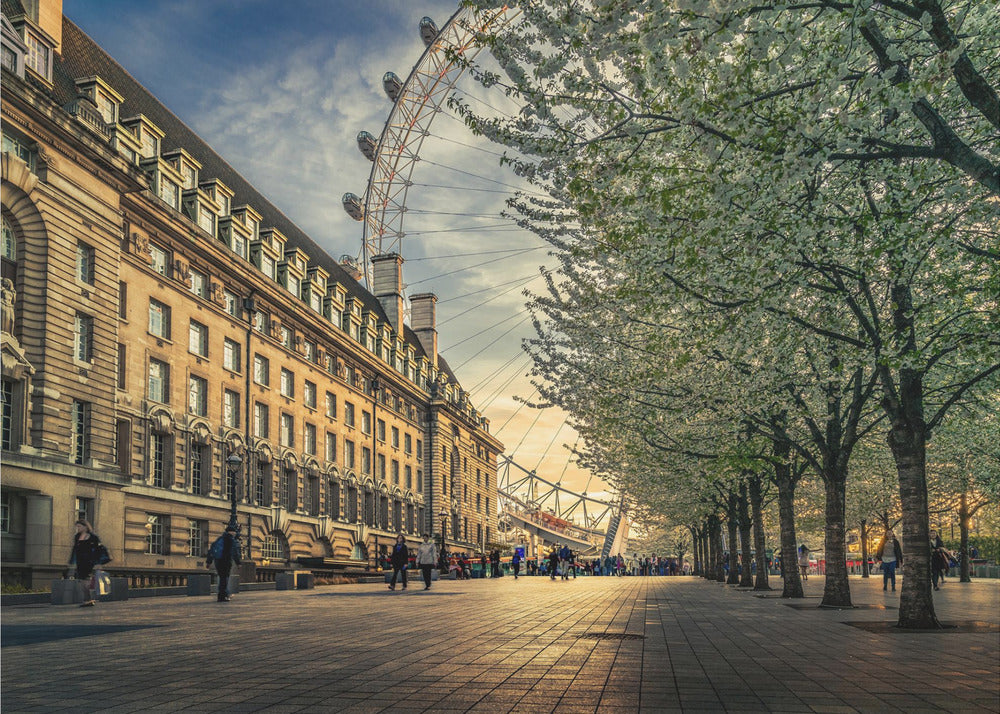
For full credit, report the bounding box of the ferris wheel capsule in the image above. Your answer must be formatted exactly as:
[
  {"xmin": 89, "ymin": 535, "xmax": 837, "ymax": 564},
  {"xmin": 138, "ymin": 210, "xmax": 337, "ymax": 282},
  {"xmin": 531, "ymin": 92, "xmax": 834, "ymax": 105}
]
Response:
[
  {"xmin": 356, "ymin": 131, "xmax": 377, "ymax": 161},
  {"xmin": 342, "ymin": 192, "xmax": 364, "ymax": 221},
  {"xmin": 419, "ymin": 16, "xmax": 439, "ymax": 47},
  {"xmin": 382, "ymin": 72, "xmax": 403, "ymax": 102}
]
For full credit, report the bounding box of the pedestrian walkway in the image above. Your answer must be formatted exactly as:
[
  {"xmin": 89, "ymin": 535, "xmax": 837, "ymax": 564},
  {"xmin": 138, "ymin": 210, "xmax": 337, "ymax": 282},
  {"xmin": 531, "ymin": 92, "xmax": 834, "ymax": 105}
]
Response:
[{"xmin": 2, "ymin": 574, "xmax": 998, "ymax": 712}]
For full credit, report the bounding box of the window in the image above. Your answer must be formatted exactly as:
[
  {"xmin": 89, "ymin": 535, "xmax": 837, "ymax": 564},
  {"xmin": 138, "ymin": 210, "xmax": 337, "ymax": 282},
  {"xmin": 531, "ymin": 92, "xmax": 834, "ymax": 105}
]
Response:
[
  {"xmin": 309, "ymin": 292, "xmax": 322, "ymax": 313},
  {"xmin": 148, "ymin": 359, "xmax": 169, "ymax": 402},
  {"xmin": 150, "ymin": 432, "xmax": 169, "ymax": 487},
  {"xmin": 223, "ymin": 389, "xmax": 240, "ymax": 428},
  {"xmin": 376, "ymin": 453, "xmax": 385, "ymax": 480},
  {"xmin": 188, "ymin": 376, "xmax": 208, "ymax": 417},
  {"xmin": 1, "ymin": 45, "xmax": 17, "ymax": 75},
  {"xmin": 416, "ymin": 439, "xmax": 423, "ymax": 462},
  {"xmin": 254, "ymin": 402, "xmax": 269, "ymax": 439},
  {"xmin": 224, "ymin": 289, "xmax": 240, "ymax": 317},
  {"xmin": 325, "ymin": 432, "xmax": 337, "ymax": 463},
  {"xmin": 417, "ymin": 470, "xmax": 423, "ymax": 492},
  {"xmin": 253, "ymin": 355, "xmax": 269, "ymax": 386},
  {"xmin": 280, "ymin": 413, "xmax": 294, "ymax": 447},
  {"xmin": 278, "ymin": 469, "xmax": 290, "ymax": 509},
  {"xmin": 188, "ymin": 320, "xmax": 208, "ymax": 357},
  {"xmin": 404, "ymin": 433, "xmax": 412, "ymax": 455},
  {"xmin": 327, "ymin": 480, "xmax": 340, "ymax": 519},
  {"xmin": 146, "ymin": 514, "xmax": 166, "ymax": 555},
  {"xmin": 118, "ymin": 281, "xmax": 128, "ymax": 319},
  {"xmin": 139, "ymin": 128, "xmax": 159, "ymax": 159},
  {"xmin": 232, "ymin": 233, "xmax": 246, "ymax": 259},
  {"xmin": 391, "ymin": 427, "xmax": 400, "ymax": 449},
  {"xmin": 71, "ymin": 400, "xmax": 90, "ymax": 465},
  {"xmin": 190, "ymin": 443, "xmax": 208, "ymax": 495},
  {"xmin": 362, "ymin": 411, "xmax": 371, "ymax": 435},
  {"xmin": 189, "ymin": 268, "xmax": 208, "ymax": 298},
  {"xmin": 286, "ymin": 273, "xmax": 300, "ymax": 298},
  {"xmin": 391, "ymin": 460, "xmax": 400, "ymax": 486},
  {"xmin": 262, "ymin": 534, "xmax": 284, "ymax": 560},
  {"xmin": 344, "ymin": 402, "xmax": 355, "ymax": 427},
  {"xmin": 77, "ymin": 243, "xmax": 95, "ymax": 284},
  {"xmin": 261, "ymin": 254, "xmax": 275, "ymax": 280},
  {"xmin": 149, "ymin": 244, "xmax": 169, "ymax": 276},
  {"xmin": 74, "ymin": 313, "xmax": 93, "ymax": 363},
  {"xmin": 344, "ymin": 439, "xmax": 355, "ymax": 470},
  {"xmin": 159, "ymin": 176, "xmax": 179, "ymax": 209},
  {"xmin": 75, "ymin": 497, "xmax": 94, "ymax": 526},
  {"xmin": 2, "ymin": 215, "xmax": 17, "ymax": 261},
  {"xmin": 255, "ymin": 461, "xmax": 268, "ymax": 505},
  {"xmin": 376, "ymin": 419, "xmax": 385, "ymax": 442},
  {"xmin": 95, "ymin": 90, "xmax": 117, "ymax": 124},
  {"xmin": 280, "ymin": 325, "xmax": 293, "ymax": 349},
  {"xmin": 405, "ymin": 465, "xmax": 412, "ymax": 490},
  {"xmin": 188, "ymin": 519, "xmax": 206, "ymax": 557},
  {"xmin": 325, "ymin": 392, "xmax": 337, "ymax": 419},
  {"xmin": 304, "ymin": 423, "xmax": 316, "ymax": 456},
  {"xmin": 115, "ymin": 419, "xmax": 131, "ymax": 475},
  {"xmin": 361, "ymin": 446, "xmax": 371, "ymax": 475},
  {"xmin": 198, "ymin": 207, "xmax": 215, "ymax": 236},
  {"xmin": 2, "ymin": 379, "xmax": 15, "ymax": 450},
  {"xmin": 24, "ymin": 30, "xmax": 50, "ymax": 79},
  {"xmin": 304, "ymin": 381, "xmax": 317, "ymax": 409},
  {"xmin": 280, "ymin": 368, "xmax": 294, "ymax": 398},
  {"xmin": 253, "ymin": 310, "xmax": 268, "ymax": 333},
  {"xmin": 117, "ymin": 343, "xmax": 126, "ymax": 389},
  {"xmin": 149, "ymin": 299, "xmax": 170, "ymax": 338},
  {"xmin": 223, "ymin": 338, "xmax": 241, "ymax": 372},
  {"xmin": 304, "ymin": 340, "xmax": 317, "ymax": 363}
]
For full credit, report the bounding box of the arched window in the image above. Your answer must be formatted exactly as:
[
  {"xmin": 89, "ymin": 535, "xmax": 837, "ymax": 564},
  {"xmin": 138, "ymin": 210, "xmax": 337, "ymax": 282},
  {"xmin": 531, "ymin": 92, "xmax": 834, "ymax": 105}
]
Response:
[
  {"xmin": 1, "ymin": 215, "xmax": 16, "ymax": 262},
  {"xmin": 262, "ymin": 532, "xmax": 288, "ymax": 561}
]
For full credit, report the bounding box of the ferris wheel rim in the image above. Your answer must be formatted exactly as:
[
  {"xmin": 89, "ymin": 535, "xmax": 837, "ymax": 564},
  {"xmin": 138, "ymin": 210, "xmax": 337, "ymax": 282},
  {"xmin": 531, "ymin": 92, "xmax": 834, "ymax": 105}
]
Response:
[{"xmin": 359, "ymin": 4, "xmax": 520, "ymax": 285}]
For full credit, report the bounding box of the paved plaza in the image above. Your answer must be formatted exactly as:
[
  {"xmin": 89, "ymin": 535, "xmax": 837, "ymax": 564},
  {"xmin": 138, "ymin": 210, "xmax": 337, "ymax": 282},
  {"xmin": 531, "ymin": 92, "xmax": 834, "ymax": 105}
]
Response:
[{"xmin": 2, "ymin": 574, "xmax": 998, "ymax": 713}]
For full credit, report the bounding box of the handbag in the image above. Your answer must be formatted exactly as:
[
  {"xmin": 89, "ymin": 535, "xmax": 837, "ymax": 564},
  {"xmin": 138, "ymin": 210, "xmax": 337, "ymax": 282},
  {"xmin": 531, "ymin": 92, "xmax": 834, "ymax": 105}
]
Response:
[{"xmin": 97, "ymin": 544, "xmax": 112, "ymax": 565}]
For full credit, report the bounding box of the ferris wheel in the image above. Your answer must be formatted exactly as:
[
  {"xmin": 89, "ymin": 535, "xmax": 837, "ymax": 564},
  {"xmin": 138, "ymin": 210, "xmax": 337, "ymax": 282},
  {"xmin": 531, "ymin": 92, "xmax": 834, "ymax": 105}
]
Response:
[{"xmin": 341, "ymin": 4, "xmax": 521, "ymax": 286}]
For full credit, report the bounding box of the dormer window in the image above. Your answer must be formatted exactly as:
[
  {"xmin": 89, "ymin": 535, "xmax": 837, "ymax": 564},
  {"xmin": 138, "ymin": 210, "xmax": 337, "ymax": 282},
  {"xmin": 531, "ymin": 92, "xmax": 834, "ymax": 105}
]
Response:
[
  {"xmin": 246, "ymin": 215, "xmax": 258, "ymax": 239},
  {"xmin": 260, "ymin": 254, "xmax": 275, "ymax": 280},
  {"xmin": 140, "ymin": 129, "xmax": 158, "ymax": 159},
  {"xmin": 197, "ymin": 206, "xmax": 215, "ymax": 236},
  {"xmin": 95, "ymin": 91, "xmax": 117, "ymax": 124},
  {"xmin": 309, "ymin": 291, "xmax": 322, "ymax": 313},
  {"xmin": 219, "ymin": 194, "xmax": 231, "ymax": 216},
  {"xmin": 23, "ymin": 28, "xmax": 50, "ymax": 81},
  {"xmin": 286, "ymin": 272, "xmax": 300, "ymax": 298},
  {"xmin": 159, "ymin": 176, "xmax": 179, "ymax": 209},
  {"xmin": 182, "ymin": 165, "xmax": 197, "ymax": 190}
]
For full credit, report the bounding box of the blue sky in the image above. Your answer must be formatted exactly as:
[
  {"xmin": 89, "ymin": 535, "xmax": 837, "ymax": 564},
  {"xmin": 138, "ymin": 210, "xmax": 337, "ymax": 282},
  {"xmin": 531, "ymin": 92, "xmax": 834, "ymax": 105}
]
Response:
[{"xmin": 63, "ymin": 0, "xmax": 608, "ymax": 502}]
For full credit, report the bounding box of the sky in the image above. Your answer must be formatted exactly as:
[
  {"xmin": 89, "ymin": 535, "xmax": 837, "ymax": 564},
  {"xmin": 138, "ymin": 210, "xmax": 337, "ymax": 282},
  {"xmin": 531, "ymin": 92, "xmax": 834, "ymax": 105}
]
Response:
[{"xmin": 62, "ymin": 0, "xmax": 613, "ymax": 508}]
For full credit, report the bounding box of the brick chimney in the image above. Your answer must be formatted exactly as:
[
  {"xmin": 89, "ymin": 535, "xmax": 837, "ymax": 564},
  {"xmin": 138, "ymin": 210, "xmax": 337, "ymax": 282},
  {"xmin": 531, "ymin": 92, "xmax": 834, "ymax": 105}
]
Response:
[
  {"xmin": 409, "ymin": 292, "xmax": 438, "ymax": 368},
  {"xmin": 371, "ymin": 253, "xmax": 404, "ymax": 337}
]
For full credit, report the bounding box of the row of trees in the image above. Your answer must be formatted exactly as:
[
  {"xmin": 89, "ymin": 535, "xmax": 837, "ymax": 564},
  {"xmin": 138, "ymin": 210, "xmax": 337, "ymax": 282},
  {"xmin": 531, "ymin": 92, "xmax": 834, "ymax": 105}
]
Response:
[{"xmin": 461, "ymin": 0, "xmax": 999, "ymax": 627}]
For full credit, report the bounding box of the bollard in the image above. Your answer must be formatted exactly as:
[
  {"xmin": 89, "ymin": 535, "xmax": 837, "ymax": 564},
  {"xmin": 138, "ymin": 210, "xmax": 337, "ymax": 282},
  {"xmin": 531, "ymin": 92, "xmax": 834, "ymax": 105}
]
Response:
[
  {"xmin": 187, "ymin": 573, "xmax": 212, "ymax": 596},
  {"xmin": 106, "ymin": 577, "xmax": 129, "ymax": 601},
  {"xmin": 275, "ymin": 572, "xmax": 295, "ymax": 590},
  {"xmin": 295, "ymin": 572, "xmax": 315, "ymax": 589},
  {"xmin": 51, "ymin": 579, "xmax": 83, "ymax": 605}
]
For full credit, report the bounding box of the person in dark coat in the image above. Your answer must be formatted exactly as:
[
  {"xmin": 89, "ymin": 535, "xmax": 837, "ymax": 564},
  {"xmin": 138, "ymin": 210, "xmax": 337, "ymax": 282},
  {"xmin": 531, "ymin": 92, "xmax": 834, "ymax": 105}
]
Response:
[
  {"xmin": 70, "ymin": 519, "xmax": 102, "ymax": 607},
  {"xmin": 388, "ymin": 534, "xmax": 409, "ymax": 591},
  {"xmin": 206, "ymin": 525, "xmax": 241, "ymax": 602}
]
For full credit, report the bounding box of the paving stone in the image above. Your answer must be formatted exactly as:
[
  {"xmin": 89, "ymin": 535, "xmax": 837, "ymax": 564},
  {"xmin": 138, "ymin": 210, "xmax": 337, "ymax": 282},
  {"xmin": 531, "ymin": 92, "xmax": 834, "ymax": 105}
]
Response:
[{"xmin": 2, "ymin": 575, "xmax": 997, "ymax": 712}]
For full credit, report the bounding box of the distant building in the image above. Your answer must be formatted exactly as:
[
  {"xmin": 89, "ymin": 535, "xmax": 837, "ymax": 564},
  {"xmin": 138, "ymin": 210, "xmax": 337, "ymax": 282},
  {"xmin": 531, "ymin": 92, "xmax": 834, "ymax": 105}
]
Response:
[{"xmin": 1, "ymin": 0, "xmax": 501, "ymax": 588}]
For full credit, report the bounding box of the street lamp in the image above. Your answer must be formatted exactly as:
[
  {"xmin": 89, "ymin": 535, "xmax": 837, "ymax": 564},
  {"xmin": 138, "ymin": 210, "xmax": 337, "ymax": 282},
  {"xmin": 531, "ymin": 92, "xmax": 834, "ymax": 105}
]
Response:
[{"xmin": 226, "ymin": 452, "xmax": 243, "ymax": 534}]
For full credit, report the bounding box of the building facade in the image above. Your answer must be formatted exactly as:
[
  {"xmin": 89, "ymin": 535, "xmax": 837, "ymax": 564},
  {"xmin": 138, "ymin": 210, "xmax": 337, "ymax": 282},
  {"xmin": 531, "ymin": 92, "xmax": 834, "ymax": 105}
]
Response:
[{"xmin": 1, "ymin": 0, "xmax": 502, "ymax": 588}]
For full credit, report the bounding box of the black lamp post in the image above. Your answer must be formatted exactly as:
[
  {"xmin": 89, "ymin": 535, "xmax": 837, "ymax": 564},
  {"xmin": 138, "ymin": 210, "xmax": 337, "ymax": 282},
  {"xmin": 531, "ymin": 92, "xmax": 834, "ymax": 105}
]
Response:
[
  {"xmin": 226, "ymin": 452, "xmax": 243, "ymax": 534},
  {"xmin": 439, "ymin": 507, "xmax": 448, "ymax": 569}
]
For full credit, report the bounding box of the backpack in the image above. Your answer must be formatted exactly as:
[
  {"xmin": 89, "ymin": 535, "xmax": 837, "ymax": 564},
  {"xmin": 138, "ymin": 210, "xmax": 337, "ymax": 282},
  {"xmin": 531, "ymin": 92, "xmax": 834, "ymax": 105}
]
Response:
[{"xmin": 208, "ymin": 536, "xmax": 225, "ymax": 561}]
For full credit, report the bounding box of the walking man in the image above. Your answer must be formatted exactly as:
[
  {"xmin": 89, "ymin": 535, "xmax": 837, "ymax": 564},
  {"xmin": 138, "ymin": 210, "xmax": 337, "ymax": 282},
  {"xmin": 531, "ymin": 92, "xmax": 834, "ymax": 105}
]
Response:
[
  {"xmin": 388, "ymin": 534, "xmax": 409, "ymax": 591},
  {"xmin": 206, "ymin": 525, "xmax": 241, "ymax": 602},
  {"xmin": 416, "ymin": 533, "xmax": 438, "ymax": 590}
]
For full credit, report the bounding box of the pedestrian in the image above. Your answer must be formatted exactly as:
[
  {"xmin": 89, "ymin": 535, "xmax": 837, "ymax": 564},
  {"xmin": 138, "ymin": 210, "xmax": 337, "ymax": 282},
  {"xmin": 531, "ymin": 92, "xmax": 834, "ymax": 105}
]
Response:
[
  {"xmin": 797, "ymin": 544, "xmax": 810, "ymax": 582},
  {"xmin": 480, "ymin": 553, "xmax": 488, "ymax": 577},
  {"xmin": 548, "ymin": 546, "xmax": 560, "ymax": 580},
  {"xmin": 206, "ymin": 525, "xmax": 241, "ymax": 602},
  {"xmin": 416, "ymin": 533, "xmax": 438, "ymax": 590},
  {"xmin": 69, "ymin": 519, "xmax": 103, "ymax": 607},
  {"xmin": 876, "ymin": 530, "xmax": 903, "ymax": 593},
  {"xmin": 512, "ymin": 550, "xmax": 522, "ymax": 579},
  {"xmin": 929, "ymin": 529, "xmax": 950, "ymax": 591},
  {"xmin": 559, "ymin": 543, "xmax": 572, "ymax": 580},
  {"xmin": 388, "ymin": 534, "xmax": 409, "ymax": 591}
]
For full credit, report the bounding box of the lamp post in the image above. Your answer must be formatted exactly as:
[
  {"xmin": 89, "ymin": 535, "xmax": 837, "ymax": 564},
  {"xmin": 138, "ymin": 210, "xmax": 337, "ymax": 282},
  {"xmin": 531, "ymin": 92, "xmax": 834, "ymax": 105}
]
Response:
[
  {"xmin": 226, "ymin": 452, "xmax": 243, "ymax": 534},
  {"xmin": 439, "ymin": 507, "xmax": 448, "ymax": 570}
]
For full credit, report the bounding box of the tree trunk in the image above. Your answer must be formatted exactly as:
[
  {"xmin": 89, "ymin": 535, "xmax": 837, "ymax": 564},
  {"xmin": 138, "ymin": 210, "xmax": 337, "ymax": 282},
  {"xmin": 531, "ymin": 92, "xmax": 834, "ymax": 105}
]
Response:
[
  {"xmin": 714, "ymin": 517, "xmax": 727, "ymax": 583},
  {"xmin": 704, "ymin": 519, "xmax": 716, "ymax": 581},
  {"xmin": 726, "ymin": 495, "xmax": 740, "ymax": 585},
  {"xmin": 860, "ymin": 519, "xmax": 870, "ymax": 578},
  {"xmin": 959, "ymin": 491, "xmax": 971, "ymax": 583},
  {"xmin": 749, "ymin": 473, "xmax": 771, "ymax": 591},
  {"xmin": 738, "ymin": 481, "xmax": 754, "ymax": 587},
  {"xmin": 689, "ymin": 525, "xmax": 702, "ymax": 577},
  {"xmin": 773, "ymin": 456, "xmax": 804, "ymax": 597},
  {"xmin": 821, "ymin": 470, "xmax": 853, "ymax": 607}
]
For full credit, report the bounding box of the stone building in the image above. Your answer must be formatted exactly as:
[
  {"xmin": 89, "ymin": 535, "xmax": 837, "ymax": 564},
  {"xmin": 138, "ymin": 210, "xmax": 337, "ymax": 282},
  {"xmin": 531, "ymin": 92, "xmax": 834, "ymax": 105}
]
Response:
[{"xmin": 0, "ymin": 0, "xmax": 502, "ymax": 588}]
